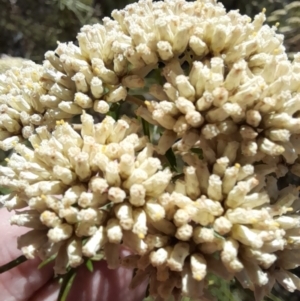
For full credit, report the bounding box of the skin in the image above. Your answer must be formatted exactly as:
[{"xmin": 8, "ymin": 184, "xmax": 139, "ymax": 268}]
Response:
[{"xmin": 0, "ymin": 210, "xmax": 147, "ymax": 301}]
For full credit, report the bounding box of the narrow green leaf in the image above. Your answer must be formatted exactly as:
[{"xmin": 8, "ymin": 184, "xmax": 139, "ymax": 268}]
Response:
[
  {"xmin": 190, "ymin": 148, "xmax": 203, "ymax": 159},
  {"xmin": 213, "ymin": 231, "xmax": 226, "ymax": 241},
  {"xmin": 141, "ymin": 118, "xmax": 150, "ymax": 139},
  {"xmin": 85, "ymin": 259, "xmax": 93, "ymax": 272},
  {"xmin": 146, "ymin": 68, "xmax": 164, "ymax": 86},
  {"xmin": 165, "ymin": 148, "xmax": 177, "ymax": 172},
  {"xmin": 107, "ymin": 103, "xmax": 120, "ymax": 120},
  {"xmin": 38, "ymin": 253, "xmax": 57, "ymax": 269},
  {"xmin": 0, "ymin": 255, "xmax": 27, "ymax": 274},
  {"xmin": 0, "ymin": 186, "xmax": 11, "ymax": 195},
  {"xmin": 266, "ymin": 293, "xmax": 284, "ymax": 301},
  {"xmin": 57, "ymin": 268, "xmax": 77, "ymax": 301},
  {"xmin": 91, "ymin": 253, "xmax": 104, "ymax": 261}
]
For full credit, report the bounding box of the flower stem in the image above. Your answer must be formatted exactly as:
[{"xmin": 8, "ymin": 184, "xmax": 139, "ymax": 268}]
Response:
[
  {"xmin": 57, "ymin": 267, "xmax": 77, "ymax": 301},
  {"xmin": 0, "ymin": 255, "xmax": 27, "ymax": 274}
]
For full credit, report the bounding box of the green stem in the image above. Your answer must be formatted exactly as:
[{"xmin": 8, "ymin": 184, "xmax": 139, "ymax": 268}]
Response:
[
  {"xmin": 0, "ymin": 255, "xmax": 27, "ymax": 274},
  {"xmin": 57, "ymin": 268, "xmax": 77, "ymax": 301}
]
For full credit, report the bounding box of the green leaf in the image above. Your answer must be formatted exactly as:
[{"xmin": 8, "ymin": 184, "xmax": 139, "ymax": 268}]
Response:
[
  {"xmin": 165, "ymin": 148, "xmax": 177, "ymax": 172},
  {"xmin": 85, "ymin": 259, "xmax": 93, "ymax": 272},
  {"xmin": 141, "ymin": 118, "xmax": 150, "ymax": 139},
  {"xmin": 107, "ymin": 103, "xmax": 121, "ymax": 120},
  {"xmin": 207, "ymin": 273, "xmax": 235, "ymax": 301},
  {"xmin": 213, "ymin": 231, "xmax": 226, "ymax": 241},
  {"xmin": 57, "ymin": 268, "xmax": 77, "ymax": 301},
  {"xmin": 190, "ymin": 148, "xmax": 203, "ymax": 159},
  {"xmin": 146, "ymin": 68, "xmax": 164, "ymax": 86},
  {"xmin": 266, "ymin": 293, "xmax": 284, "ymax": 301},
  {"xmin": 0, "ymin": 255, "xmax": 27, "ymax": 274},
  {"xmin": 91, "ymin": 252, "xmax": 104, "ymax": 261},
  {"xmin": 38, "ymin": 253, "xmax": 57, "ymax": 269},
  {"xmin": 0, "ymin": 186, "xmax": 11, "ymax": 195}
]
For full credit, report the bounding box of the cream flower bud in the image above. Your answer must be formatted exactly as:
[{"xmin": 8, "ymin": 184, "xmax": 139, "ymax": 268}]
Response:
[
  {"xmin": 142, "ymin": 168, "xmax": 172, "ymax": 197},
  {"xmin": 67, "ymin": 237, "xmax": 83, "ymax": 267},
  {"xmin": 274, "ymin": 269, "xmax": 300, "ymax": 292},
  {"xmin": 176, "ymin": 223, "xmax": 193, "ymax": 241},
  {"xmin": 163, "ymin": 82, "xmax": 178, "ymax": 102},
  {"xmin": 105, "ymin": 161, "xmax": 121, "ymax": 187},
  {"xmin": 222, "ymin": 164, "xmax": 240, "ymax": 194},
  {"xmin": 59, "ymin": 206, "xmax": 79, "ymax": 224},
  {"xmin": 173, "ymin": 208, "xmax": 190, "ymax": 227},
  {"xmin": 221, "ymin": 238, "xmax": 243, "ymax": 272},
  {"xmin": 122, "ymin": 168, "xmax": 148, "ymax": 189},
  {"xmin": 259, "ymin": 138, "xmax": 285, "ymax": 156},
  {"xmin": 144, "ymin": 201, "xmax": 165, "ymax": 221},
  {"xmin": 53, "ymin": 165, "xmax": 76, "ymax": 185},
  {"xmin": 184, "ymin": 166, "xmax": 201, "ymax": 199},
  {"xmin": 138, "ymin": 147, "xmax": 160, "ymax": 167},
  {"xmin": 212, "ymin": 157, "xmax": 229, "ymax": 177},
  {"xmin": 129, "ymin": 184, "xmax": 146, "ymax": 207},
  {"xmin": 40, "ymin": 210, "xmax": 62, "ymax": 228},
  {"xmin": 25, "ymin": 181, "xmax": 65, "ymax": 198},
  {"xmin": 47, "ymin": 223, "xmax": 73, "ymax": 243},
  {"xmin": 231, "ymin": 224, "xmax": 263, "ymax": 248},
  {"xmin": 196, "ymin": 197, "xmax": 224, "ymax": 216},
  {"xmin": 175, "ymin": 77, "xmax": 195, "ymax": 101},
  {"xmin": 72, "ymin": 72, "xmax": 88, "ymax": 93},
  {"xmin": 105, "ymin": 86, "xmax": 127, "ymax": 103},
  {"xmin": 190, "ymin": 253, "xmax": 207, "ymax": 281},
  {"xmin": 242, "ymin": 248, "xmax": 276, "ymax": 269},
  {"xmin": 132, "ymin": 208, "xmax": 148, "ymax": 239},
  {"xmin": 92, "ymin": 58, "xmax": 119, "ymax": 85},
  {"xmin": 3, "ymin": 194, "xmax": 27, "ymax": 211},
  {"xmin": 106, "ymin": 218, "xmax": 123, "ymax": 244},
  {"xmin": 145, "ymin": 233, "xmax": 170, "ymax": 250},
  {"xmin": 189, "ymin": 35, "xmax": 208, "ymax": 57},
  {"xmin": 150, "ymin": 246, "xmax": 172, "ymax": 267},
  {"xmin": 157, "ymin": 41, "xmax": 173, "ymax": 60},
  {"xmin": 62, "ymin": 185, "xmax": 86, "ymax": 207},
  {"xmin": 114, "ymin": 202, "xmax": 134, "ymax": 230},
  {"xmin": 82, "ymin": 226, "xmax": 107, "ymax": 257},
  {"xmin": 213, "ymin": 217, "xmax": 232, "ymax": 235},
  {"xmin": 207, "ymin": 174, "xmax": 222, "ymax": 202},
  {"xmin": 152, "ymin": 109, "xmax": 176, "ymax": 130},
  {"xmin": 193, "ymin": 226, "xmax": 215, "ymax": 244},
  {"xmin": 181, "ymin": 263, "xmax": 204, "ymax": 298},
  {"xmin": 108, "ymin": 187, "xmax": 126, "ymax": 203},
  {"xmin": 94, "ymin": 100, "xmax": 109, "ymax": 114},
  {"xmin": 10, "ymin": 211, "xmax": 45, "ymax": 229},
  {"xmin": 226, "ymin": 208, "xmax": 270, "ymax": 224},
  {"xmin": 74, "ymin": 92, "xmax": 93, "ymax": 109},
  {"xmin": 242, "ymin": 259, "xmax": 269, "ymax": 287},
  {"xmin": 89, "ymin": 177, "xmax": 109, "ymax": 194},
  {"xmin": 167, "ymin": 242, "xmax": 190, "ymax": 272}
]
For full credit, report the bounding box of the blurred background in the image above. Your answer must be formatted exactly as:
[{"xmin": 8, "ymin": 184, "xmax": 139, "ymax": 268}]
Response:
[
  {"xmin": 0, "ymin": 0, "xmax": 300, "ymax": 300},
  {"xmin": 0, "ymin": 0, "xmax": 300, "ymax": 66}
]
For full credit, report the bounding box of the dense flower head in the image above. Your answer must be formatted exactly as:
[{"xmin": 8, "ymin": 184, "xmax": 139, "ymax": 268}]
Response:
[
  {"xmin": 0, "ymin": 112, "xmax": 173, "ymax": 271},
  {"xmin": 37, "ymin": 0, "xmax": 300, "ymax": 165},
  {"xmin": 2, "ymin": 0, "xmax": 300, "ymax": 300}
]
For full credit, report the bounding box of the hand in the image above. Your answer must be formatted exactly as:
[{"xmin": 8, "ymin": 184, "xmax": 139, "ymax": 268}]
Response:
[{"xmin": 0, "ymin": 209, "xmax": 147, "ymax": 301}]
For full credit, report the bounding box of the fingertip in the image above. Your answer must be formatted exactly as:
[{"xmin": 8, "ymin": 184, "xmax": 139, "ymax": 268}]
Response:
[
  {"xmin": 66, "ymin": 260, "xmax": 147, "ymax": 301},
  {"xmin": 0, "ymin": 209, "xmax": 54, "ymax": 300}
]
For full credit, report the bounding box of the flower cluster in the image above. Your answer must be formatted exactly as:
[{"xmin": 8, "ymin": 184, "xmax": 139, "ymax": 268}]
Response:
[{"xmin": 1, "ymin": 0, "xmax": 300, "ymax": 300}]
